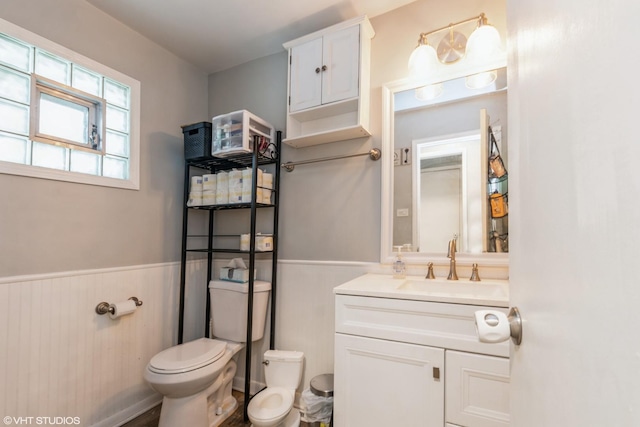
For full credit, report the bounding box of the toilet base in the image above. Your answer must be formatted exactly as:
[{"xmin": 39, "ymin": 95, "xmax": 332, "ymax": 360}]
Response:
[
  {"xmin": 251, "ymin": 409, "xmax": 300, "ymax": 427},
  {"xmin": 208, "ymin": 394, "xmax": 238, "ymax": 427},
  {"xmin": 157, "ymin": 359, "xmax": 239, "ymax": 427}
]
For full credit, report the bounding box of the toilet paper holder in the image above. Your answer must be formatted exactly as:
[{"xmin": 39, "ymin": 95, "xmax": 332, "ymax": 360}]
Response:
[
  {"xmin": 475, "ymin": 306, "xmax": 522, "ymax": 346},
  {"xmin": 95, "ymin": 297, "xmax": 143, "ymax": 315}
]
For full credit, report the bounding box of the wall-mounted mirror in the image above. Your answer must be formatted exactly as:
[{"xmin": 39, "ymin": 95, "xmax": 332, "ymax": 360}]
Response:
[{"xmin": 381, "ymin": 67, "xmax": 509, "ymax": 267}]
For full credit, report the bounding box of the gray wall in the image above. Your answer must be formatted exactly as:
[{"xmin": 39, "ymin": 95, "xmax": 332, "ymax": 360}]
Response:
[
  {"xmin": 208, "ymin": 53, "xmax": 382, "ymax": 262},
  {"xmin": 0, "ymin": 0, "xmax": 209, "ymax": 277},
  {"xmin": 0, "ymin": 0, "xmax": 507, "ymax": 276},
  {"xmin": 206, "ymin": 0, "xmax": 506, "ymax": 262}
]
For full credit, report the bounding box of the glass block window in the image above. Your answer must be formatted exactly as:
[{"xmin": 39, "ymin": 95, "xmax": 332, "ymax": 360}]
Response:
[{"xmin": 0, "ymin": 22, "xmax": 140, "ymax": 189}]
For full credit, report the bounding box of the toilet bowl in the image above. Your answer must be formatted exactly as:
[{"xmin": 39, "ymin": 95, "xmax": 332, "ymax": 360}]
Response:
[
  {"xmin": 248, "ymin": 350, "xmax": 304, "ymax": 427},
  {"xmin": 144, "ymin": 338, "xmax": 242, "ymax": 427},
  {"xmin": 144, "ymin": 280, "xmax": 271, "ymax": 427}
]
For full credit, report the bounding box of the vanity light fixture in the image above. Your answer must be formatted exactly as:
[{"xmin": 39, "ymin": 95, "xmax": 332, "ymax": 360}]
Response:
[{"xmin": 409, "ymin": 13, "xmax": 503, "ymax": 95}]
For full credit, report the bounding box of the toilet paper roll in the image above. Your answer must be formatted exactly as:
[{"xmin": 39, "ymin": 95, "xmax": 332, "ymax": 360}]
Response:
[
  {"xmin": 203, "ymin": 174, "xmax": 217, "ymax": 191},
  {"xmin": 474, "ymin": 310, "xmax": 510, "ymax": 343},
  {"xmin": 262, "ymin": 173, "xmax": 273, "ymax": 189},
  {"xmin": 215, "ymin": 171, "xmax": 229, "ymax": 205},
  {"xmin": 202, "ymin": 193, "xmax": 216, "ymax": 205},
  {"xmin": 262, "ymin": 189, "xmax": 272, "ymax": 204},
  {"xmin": 187, "ymin": 192, "xmax": 202, "ymax": 207},
  {"xmin": 109, "ymin": 299, "xmax": 137, "ymax": 319},
  {"xmin": 240, "ymin": 233, "xmax": 250, "ymax": 251},
  {"xmin": 190, "ymin": 176, "xmax": 203, "ymax": 192}
]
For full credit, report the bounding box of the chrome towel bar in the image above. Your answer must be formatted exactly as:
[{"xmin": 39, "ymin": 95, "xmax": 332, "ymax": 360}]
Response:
[{"xmin": 282, "ymin": 148, "xmax": 381, "ymax": 172}]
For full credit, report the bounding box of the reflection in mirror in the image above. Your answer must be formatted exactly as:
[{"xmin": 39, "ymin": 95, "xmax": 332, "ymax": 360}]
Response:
[{"xmin": 391, "ymin": 67, "xmax": 508, "ymax": 255}]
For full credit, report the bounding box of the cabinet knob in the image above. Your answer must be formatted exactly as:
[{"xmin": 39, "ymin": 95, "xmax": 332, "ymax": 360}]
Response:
[
  {"xmin": 315, "ymin": 67, "xmax": 321, "ymax": 74},
  {"xmin": 322, "ymin": 65, "xmax": 327, "ymax": 71}
]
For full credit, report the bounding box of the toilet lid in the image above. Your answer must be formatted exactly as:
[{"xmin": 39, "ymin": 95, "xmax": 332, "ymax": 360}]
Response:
[{"xmin": 149, "ymin": 338, "xmax": 226, "ymax": 374}]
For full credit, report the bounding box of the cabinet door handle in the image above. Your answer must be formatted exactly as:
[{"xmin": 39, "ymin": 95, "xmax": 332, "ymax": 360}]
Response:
[
  {"xmin": 433, "ymin": 367, "xmax": 440, "ymax": 380},
  {"xmin": 315, "ymin": 67, "xmax": 321, "ymax": 73},
  {"xmin": 322, "ymin": 65, "xmax": 327, "ymax": 71}
]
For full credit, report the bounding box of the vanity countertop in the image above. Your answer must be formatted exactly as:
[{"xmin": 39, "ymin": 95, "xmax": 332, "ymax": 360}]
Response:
[{"xmin": 334, "ymin": 273, "xmax": 509, "ymax": 307}]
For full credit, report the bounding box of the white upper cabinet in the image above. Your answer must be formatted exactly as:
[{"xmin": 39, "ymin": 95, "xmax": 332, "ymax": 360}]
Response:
[
  {"xmin": 283, "ymin": 16, "xmax": 374, "ymax": 148},
  {"xmin": 289, "ymin": 25, "xmax": 359, "ymax": 112}
]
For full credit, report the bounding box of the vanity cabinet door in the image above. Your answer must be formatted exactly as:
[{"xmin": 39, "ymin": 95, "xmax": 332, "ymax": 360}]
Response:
[
  {"xmin": 445, "ymin": 350, "xmax": 510, "ymax": 427},
  {"xmin": 334, "ymin": 333, "xmax": 444, "ymax": 427}
]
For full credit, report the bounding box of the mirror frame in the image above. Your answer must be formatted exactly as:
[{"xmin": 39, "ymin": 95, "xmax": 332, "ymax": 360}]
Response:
[{"xmin": 380, "ymin": 56, "xmax": 509, "ymax": 270}]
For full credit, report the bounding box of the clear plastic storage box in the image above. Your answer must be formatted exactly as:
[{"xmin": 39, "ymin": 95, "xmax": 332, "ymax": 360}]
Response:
[{"xmin": 211, "ymin": 110, "xmax": 275, "ymax": 158}]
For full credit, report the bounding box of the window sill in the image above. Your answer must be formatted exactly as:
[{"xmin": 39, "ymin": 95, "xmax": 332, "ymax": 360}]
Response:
[{"xmin": 0, "ymin": 160, "xmax": 139, "ymax": 190}]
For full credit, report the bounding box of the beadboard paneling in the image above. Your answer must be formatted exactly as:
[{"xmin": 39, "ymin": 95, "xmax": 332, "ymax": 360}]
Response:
[
  {"xmin": 0, "ymin": 260, "xmax": 207, "ymax": 427},
  {"xmin": 275, "ymin": 260, "xmax": 376, "ymax": 393},
  {"xmin": 0, "ymin": 259, "xmax": 379, "ymax": 425}
]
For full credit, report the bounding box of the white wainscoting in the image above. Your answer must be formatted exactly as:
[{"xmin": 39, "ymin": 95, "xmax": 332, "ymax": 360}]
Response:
[
  {"xmin": 275, "ymin": 260, "xmax": 377, "ymax": 392},
  {"xmin": 0, "ymin": 258, "xmax": 378, "ymax": 425},
  {"xmin": 0, "ymin": 259, "xmax": 207, "ymax": 427}
]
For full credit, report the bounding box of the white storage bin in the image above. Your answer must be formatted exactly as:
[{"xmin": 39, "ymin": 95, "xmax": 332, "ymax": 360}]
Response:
[{"xmin": 211, "ymin": 110, "xmax": 275, "ymax": 158}]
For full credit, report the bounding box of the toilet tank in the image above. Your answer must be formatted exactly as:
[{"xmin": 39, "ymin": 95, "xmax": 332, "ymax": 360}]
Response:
[
  {"xmin": 209, "ymin": 280, "xmax": 271, "ymax": 342},
  {"xmin": 263, "ymin": 350, "xmax": 304, "ymax": 389}
]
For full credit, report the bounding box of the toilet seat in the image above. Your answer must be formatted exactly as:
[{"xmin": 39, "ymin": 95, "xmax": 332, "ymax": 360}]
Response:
[
  {"xmin": 148, "ymin": 338, "xmax": 226, "ymax": 374},
  {"xmin": 248, "ymin": 387, "xmax": 293, "ymax": 424}
]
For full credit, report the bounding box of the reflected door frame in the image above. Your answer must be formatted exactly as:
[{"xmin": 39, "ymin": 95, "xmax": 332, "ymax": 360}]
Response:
[{"xmin": 412, "ymin": 131, "xmax": 481, "ymax": 253}]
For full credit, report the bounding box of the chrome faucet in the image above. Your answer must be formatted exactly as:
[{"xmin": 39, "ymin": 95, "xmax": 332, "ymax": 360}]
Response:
[{"xmin": 447, "ymin": 234, "xmax": 459, "ymax": 280}]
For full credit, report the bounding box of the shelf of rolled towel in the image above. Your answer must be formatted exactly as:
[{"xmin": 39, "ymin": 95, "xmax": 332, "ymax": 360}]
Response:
[
  {"xmin": 185, "ymin": 233, "xmax": 273, "ymax": 254},
  {"xmin": 187, "ymin": 166, "xmax": 275, "ymax": 207}
]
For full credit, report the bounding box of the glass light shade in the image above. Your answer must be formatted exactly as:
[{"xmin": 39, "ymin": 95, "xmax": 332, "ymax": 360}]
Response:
[
  {"xmin": 465, "ymin": 70, "xmax": 498, "ymax": 89},
  {"xmin": 466, "ymin": 24, "xmax": 502, "ymax": 63},
  {"xmin": 415, "ymin": 84, "xmax": 444, "ymax": 101},
  {"xmin": 408, "ymin": 43, "xmax": 439, "ymax": 81}
]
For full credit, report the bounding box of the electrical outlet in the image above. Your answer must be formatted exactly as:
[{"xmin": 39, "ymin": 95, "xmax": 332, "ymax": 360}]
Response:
[{"xmin": 397, "ymin": 208, "xmax": 409, "ymax": 217}]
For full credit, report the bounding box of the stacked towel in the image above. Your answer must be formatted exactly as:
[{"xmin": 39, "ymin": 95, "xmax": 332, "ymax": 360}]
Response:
[
  {"xmin": 215, "ymin": 171, "xmax": 229, "ymax": 205},
  {"xmin": 242, "ymin": 167, "xmax": 264, "ymax": 203},
  {"xmin": 187, "ymin": 176, "xmax": 203, "ymax": 207},
  {"xmin": 228, "ymin": 169, "xmax": 243, "ymax": 204},
  {"xmin": 202, "ymin": 174, "xmax": 217, "ymax": 205},
  {"xmin": 186, "ymin": 169, "xmax": 272, "ymax": 207},
  {"xmin": 262, "ymin": 172, "xmax": 273, "ymax": 204}
]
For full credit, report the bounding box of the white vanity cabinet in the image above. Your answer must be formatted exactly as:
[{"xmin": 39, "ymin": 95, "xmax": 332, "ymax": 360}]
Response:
[
  {"xmin": 283, "ymin": 15, "xmax": 374, "ymax": 148},
  {"xmin": 334, "ymin": 293, "xmax": 510, "ymax": 427}
]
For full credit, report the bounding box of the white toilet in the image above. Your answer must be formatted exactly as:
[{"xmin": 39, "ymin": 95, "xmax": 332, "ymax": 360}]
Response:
[
  {"xmin": 144, "ymin": 280, "xmax": 272, "ymax": 427},
  {"xmin": 248, "ymin": 350, "xmax": 304, "ymax": 427}
]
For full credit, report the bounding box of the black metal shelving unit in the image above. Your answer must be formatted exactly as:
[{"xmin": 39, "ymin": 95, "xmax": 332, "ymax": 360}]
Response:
[{"xmin": 177, "ymin": 131, "xmax": 281, "ymax": 422}]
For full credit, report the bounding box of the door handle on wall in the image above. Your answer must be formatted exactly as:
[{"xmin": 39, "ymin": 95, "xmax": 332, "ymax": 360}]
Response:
[{"xmin": 474, "ymin": 307, "xmax": 522, "ymax": 345}]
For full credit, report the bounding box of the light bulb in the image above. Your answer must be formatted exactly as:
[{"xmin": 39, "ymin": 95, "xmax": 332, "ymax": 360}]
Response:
[
  {"xmin": 465, "ymin": 70, "xmax": 497, "ymax": 89},
  {"xmin": 408, "ymin": 43, "xmax": 439, "ymax": 81},
  {"xmin": 466, "ymin": 24, "xmax": 502, "ymax": 63},
  {"xmin": 415, "ymin": 84, "xmax": 444, "ymax": 101}
]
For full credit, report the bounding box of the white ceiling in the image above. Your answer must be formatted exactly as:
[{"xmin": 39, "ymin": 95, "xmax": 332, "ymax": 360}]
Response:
[{"xmin": 85, "ymin": 0, "xmax": 417, "ymax": 74}]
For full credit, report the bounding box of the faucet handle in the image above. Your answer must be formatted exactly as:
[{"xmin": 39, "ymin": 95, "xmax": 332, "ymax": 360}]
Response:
[
  {"xmin": 470, "ymin": 263, "xmax": 481, "ymax": 281},
  {"xmin": 426, "ymin": 262, "xmax": 435, "ymax": 279}
]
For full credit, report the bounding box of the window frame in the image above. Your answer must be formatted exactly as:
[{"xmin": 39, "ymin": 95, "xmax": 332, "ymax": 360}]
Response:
[
  {"xmin": 30, "ymin": 74, "xmax": 106, "ymax": 154},
  {"xmin": 0, "ymin": 18, "xmax": 140, "ymax": 190}
]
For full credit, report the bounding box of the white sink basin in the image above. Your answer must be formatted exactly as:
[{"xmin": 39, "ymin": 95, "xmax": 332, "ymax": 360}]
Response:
[
  {"xmin": 396, "ymin": 279, "xmax": 509, "ymax": 299},
  {"xmin": 333, "ymin": 274, "xmax": 509, "ymax": 307}
]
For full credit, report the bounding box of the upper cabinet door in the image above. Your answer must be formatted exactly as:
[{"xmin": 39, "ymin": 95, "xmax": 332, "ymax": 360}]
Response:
[
  {"xmin": 289, "ymin": 37, "xmax": 323, "ymax": 112},
  {"xmin": 321, "ymin": 25, "xmax": 360, "ymax": 105}
]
